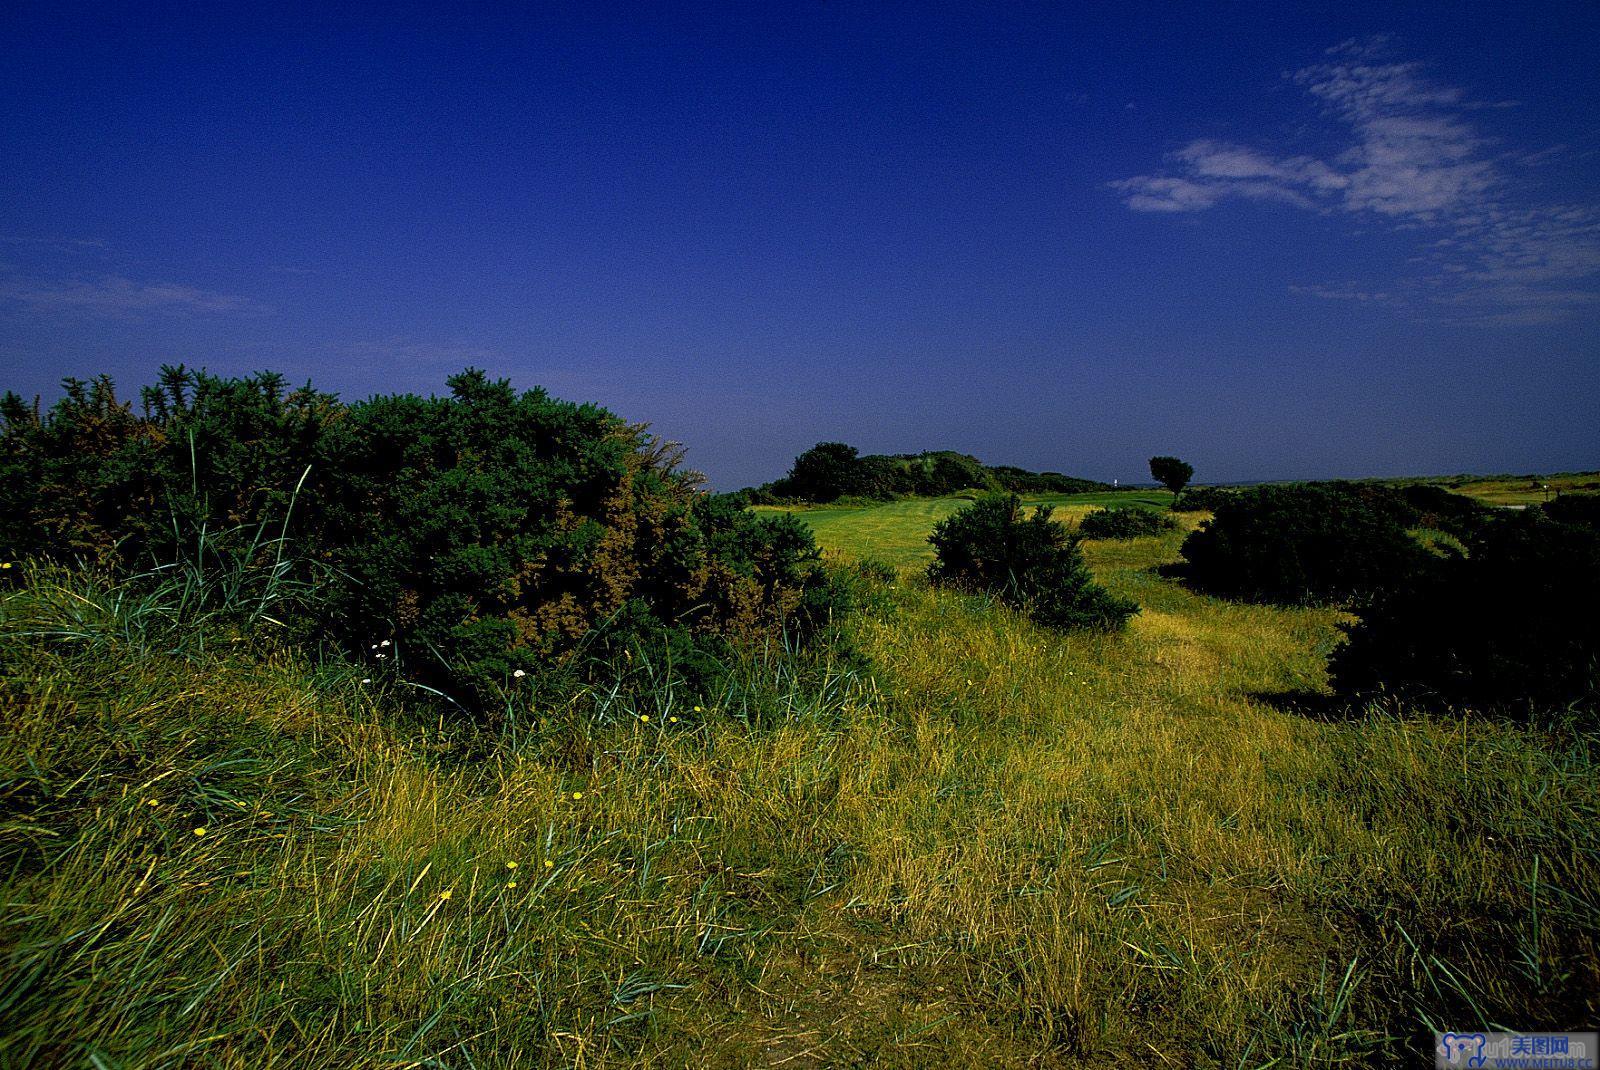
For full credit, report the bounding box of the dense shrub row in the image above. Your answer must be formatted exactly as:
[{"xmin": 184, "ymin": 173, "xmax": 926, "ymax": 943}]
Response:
[
  {"xmin": 0, "ymin": 367, "xmax": 840, "ymax": 708},
  {"xmin": 1179, "ymin": 483, "xmax": 1432, "ymax": 604},
  {"xmin": 1076, "ymin": 506, "xmax": 1176, "ymax": 540},
  {"xmin": 1332, "ymin": 497, "xmax": 1600, "ymax": 716},
  {"xmin": 1169, "ymin": 485, "xmax": 1243, "ymax": 512},
  {"xmin": 744, "ymin": 442, "xmax": 1110, "ymax": 504},
  {"xmin": 1172, "ymin": 476, "xmax": 1595, "ymax": 718},
  {"xmin": 927, "ymin": 495, "xmax": 1137, "ymax": 631}
]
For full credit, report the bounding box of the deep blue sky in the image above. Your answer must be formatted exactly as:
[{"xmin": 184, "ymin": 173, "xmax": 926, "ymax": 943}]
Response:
[{"xmin": 3, "ymin": 2, "xmax": 1597, "ymax": 488}]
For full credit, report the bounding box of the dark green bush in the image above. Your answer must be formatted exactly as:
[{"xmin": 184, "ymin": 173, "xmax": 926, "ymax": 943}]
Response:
[
  {"xmin": 1077, "ymin": 506, "xmax": 1176, "ymax": 540},
  {"xmin": 1543, "ymin": 492, "xmax": 1600, "ymax": 530},
  {"xmin": 987, "ymin": 466, "xmax": 1107, "ymax": 496},
  {"xmin": 1394, "ymin": 483, "xmax": 1494, "ymax": 539},
  {"xmin": 1170, "ymin": 486, "xmax": 1241, "ymax": 512},
  {"xmin": 0, "ymin": 370, "xmax": 336, "ymax": 566},
  {"xmin": 1179, "ymin": 483, "xmax": 1431, "ymax": 604},
  {"xmin": 757, "ymin": 444, "xmax": 1109, "ymax": 503},
  {"xmin": 927, "ymin": 495, "xmax": 1137, "ymax": 631},
  {"xmin": 1331, "ymin": 507, "xmax": 1600, "ymax": 717},
  {"xmin": 1, "ymin": 367, "xmax": 838, "ymax": 709}
]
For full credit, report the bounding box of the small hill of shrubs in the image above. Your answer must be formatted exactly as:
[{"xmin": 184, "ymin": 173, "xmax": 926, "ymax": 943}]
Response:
[
  {"xmin": 0, "ymin": 367, "xmax": 842, "ymax": 709},
  {"xmin": 1077, "ymin": 506, "xmax": 1176, "ymax": 540},
  {"xmin": 1332, "ymin": 496, "xmax": 1600, "ymax": 717},
  {"xmin": 927, "ymin": 494, "xmax": 1137, "ymax": 631},
  {"xmin": 742, "ymin": 442, "xmax": 1110, "ymax": 504}
]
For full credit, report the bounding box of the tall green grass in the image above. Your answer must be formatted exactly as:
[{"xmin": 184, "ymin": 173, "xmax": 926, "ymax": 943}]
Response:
[{"xmin": 1, "ymin": 517, "xmax": 1596, "ymax": 1067}]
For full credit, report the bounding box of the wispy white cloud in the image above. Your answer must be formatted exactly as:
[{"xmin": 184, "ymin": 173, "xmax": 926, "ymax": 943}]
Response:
[
  {"xmin": 1113, "ymin": 37, "xmax": 1600, "ymax": 322},
  {"xmin": 0, "ymin": 272, "xmax": 270, "ymax": 317},
  {"xmin": 0, "ymin": 234, "xmax": 109, "ymax": 250}
]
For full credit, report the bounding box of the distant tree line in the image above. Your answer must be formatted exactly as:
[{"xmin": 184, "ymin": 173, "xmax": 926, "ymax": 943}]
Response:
[{"xmin": 736, "ymin": 442, "xmax": 1113, "ymax": 504}]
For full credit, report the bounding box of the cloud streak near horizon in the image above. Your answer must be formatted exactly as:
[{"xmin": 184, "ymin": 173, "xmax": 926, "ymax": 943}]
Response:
[
  {"xmin": 1114, "ymin": 38, "xmax": 1600, "ymax": 323},
  {"xmin": 0, "ymin": 271, "xmax": 270, "ymax": 318}
]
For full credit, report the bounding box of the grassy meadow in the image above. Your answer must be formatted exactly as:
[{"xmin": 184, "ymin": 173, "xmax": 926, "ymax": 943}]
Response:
[
  {"xmin": 2, "ymin": 495, "xmax": 1597, "ymax": 1067},
  {"xmin": 1404, "ymin": 472, "xmax": 1600, "ymax": 508},
  {"xmin": 758, "ymin": 490, "xmax": 1173, "ymax": 570}
]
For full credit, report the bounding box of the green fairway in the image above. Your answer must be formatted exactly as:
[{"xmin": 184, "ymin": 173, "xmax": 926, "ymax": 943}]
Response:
[{"xmin": 759, "ymin": 489, "xmax": 1173, "ymax": 568}]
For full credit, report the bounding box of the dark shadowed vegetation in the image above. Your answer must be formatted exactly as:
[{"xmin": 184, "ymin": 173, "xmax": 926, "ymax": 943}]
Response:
[
  {"xmin": 742, "ymin": 440, "xmax": 1111, "ymax": 504},
  {"xmin": 1179, "ymin": 482, "xmax": 1438, "ymax": 604},
  {"xmin": 1333, "ymin": 495, "xmax": 1600, "ymax": 718},
  {"xmin": 1148, "ymin": 454, "xmax": 1194, "ymax": 506}
]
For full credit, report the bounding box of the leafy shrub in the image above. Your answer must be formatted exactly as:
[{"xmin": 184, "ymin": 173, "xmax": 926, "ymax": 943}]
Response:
[
  {"xmin": 1077, "ymin": 506, "xmax": 1176, "ymax": 540},
  {"xmin": 1331, "ymin": 507, "xmax": 1600, "ymax": 716},
  {"xmin": 927, "ymin": 495, "xmax": 1137, "ymax": 631},
  {"xmin": 1179, "ymin": 483, "xmax": 1431, "ymax": 604},
  {"xmin": 1, "ymin": 367, "xmax": 837, "ymax": 709}
]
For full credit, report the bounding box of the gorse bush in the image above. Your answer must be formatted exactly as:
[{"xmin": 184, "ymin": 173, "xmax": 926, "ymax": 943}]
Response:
[
  {"xmin": 307, "ymin": 371, "xmax": 841, "ymax": 703},
  {"xmin": 1, "ymin": 367, "xmax": 838, "ymax": 709},
  {"xmin": 1076, "ymin": 506, "xmax": 1175, "ymax": 540},
  {"xmin": 1331, "ymin": 499, "xmax": 1600, "ymax": 717},
  {"xmin": 927, "ymin": 494, "xmax": 1137, "ymax": 631},
  {"xmin": 1179, "ymin": 483, "xmax": 1431, "ymax": 605}
]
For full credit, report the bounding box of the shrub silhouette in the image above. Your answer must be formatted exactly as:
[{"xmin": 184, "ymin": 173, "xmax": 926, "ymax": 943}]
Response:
[
  {"xmin": 1331, "ymin": 502, "xmax": 1600, "ymax": 716},
  {"xmin": 1148, "ymin": 455, "xmax": 1194, "ymax": 505},
  {"xmin": 1077, "ymin": 506, "xmax": 1175, "ymax": 540},
  {"xmin": 927, "ymin": 494, "xmax": 1137, "ymax": 631},
  {"xmin": 1179, "ymin": 483, "xmax": 1430, "ymax": 604}
]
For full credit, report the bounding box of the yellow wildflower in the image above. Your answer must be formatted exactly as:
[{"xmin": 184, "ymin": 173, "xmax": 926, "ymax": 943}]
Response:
[
  {"xmin": 193, "ymin": 828, "xmax": 206, "ymax": 837},
  {"xmin": 506, "ymin": 860, "xmax": 518, "ymax": 870},
  {"xmin": 439, "ymin": 890, "xmax": 452, "ymax": 901},
  {"xmin": 543, "ymin": 859, "xmax": 554, "ymax": 869},
  {"xmin": 507, "ymin": 881, "xmax": 517, "ymax": 889},
  {"xmin": 571, "ymin": 791, "xmax": 583, "ymax": 800}
]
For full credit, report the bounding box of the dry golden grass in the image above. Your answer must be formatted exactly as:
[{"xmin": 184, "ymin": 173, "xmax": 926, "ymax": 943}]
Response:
[{"xmin": 1, "ymin": 517, "xmax": 1596, "ymax": 1067}]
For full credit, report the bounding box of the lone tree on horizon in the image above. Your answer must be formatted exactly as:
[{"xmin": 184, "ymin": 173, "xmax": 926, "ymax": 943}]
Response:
[{"xmin": 1149, "ymin": 455, "xmax": 1194, "ymax": 508}]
